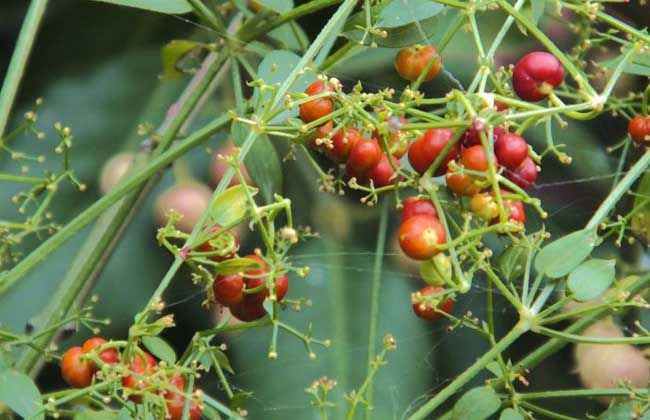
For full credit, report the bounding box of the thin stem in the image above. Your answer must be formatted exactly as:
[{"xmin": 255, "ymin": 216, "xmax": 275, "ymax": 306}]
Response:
[
  {"xmin": 517, "ymin": 388, "xmax": 649, "ymax": 400},
  {"xmin": 0, "ymin": 0, "xmax": 49, "ymax": 137}
]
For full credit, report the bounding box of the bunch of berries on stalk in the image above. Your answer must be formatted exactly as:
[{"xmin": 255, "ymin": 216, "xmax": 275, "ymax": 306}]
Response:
[{"xmin": 60, "ymin": 337, "xmax": 202, "ymax": 420}]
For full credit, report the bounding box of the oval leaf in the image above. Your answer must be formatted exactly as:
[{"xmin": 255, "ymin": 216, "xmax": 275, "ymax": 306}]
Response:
[
  {"xmin": 598, "ymin": 401, "xmax": 650, "ymax": 419},
  {"xmin": 534, "ymin": 229, "xmax": 596, "ymax": 279},
  {"xmin": 0, "ymin": 368, "xmax": 44, "ymax": 420},
  {"xmin": 567, "ymin": 259, "xmax": 616, "ymax": 301},
  {"xmin": 500, "ymin": 408, "xmax": 524, "ymax": 420},
  {"xmin": 498, "ymin": 243, "xmax": 528, "ymax": 283},
  {"xmin": 91, "ymin": 0, "xmax": 191, "ymax": 14},
  {"xmin": 451, "ymin": 386, "xmax": 501, "ymax": 420},
  {"xmin": 210, "ymin": 184, "xmax": 255, "ymax": 226},
  {"xmin": 215, "ymin": 257, "xmax": 260, "ymax": 275},
  {"xmin": 142, "ymin": 336, "xmax": 177, "ymax": 364}
]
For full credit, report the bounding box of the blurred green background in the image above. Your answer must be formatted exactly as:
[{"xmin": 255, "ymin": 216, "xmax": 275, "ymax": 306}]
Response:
[{"xmin": 1, "ymin": 1, "xmax": 650, "ymax": 418}]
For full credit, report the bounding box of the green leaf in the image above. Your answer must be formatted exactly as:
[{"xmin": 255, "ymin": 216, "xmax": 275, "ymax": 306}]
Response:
[
  {"xmin": 485, "ymin": 361, "xmax": 503, "ymax": 378},
  {"xmin": 91, "ymin": 0, "xmax": 191, "ymax": 14},
  {"xmin": 567, "ymin": 259, "xmax": 616, "ymax": 301},
  {"xmin": 631, "ymin": 171, "xmax": 650, "ymax": 245},
  {"xmin": 599, "ymin": 49, "xmax": 650, "ymax": 77},
  {"xmin": 213, "ymin": 348, "xmax": 235, "ymax": 374},
  {"xmin": 230, "ymin": 392, "xmax": 253, "ymax": 410},
  {"xmin": 451, "ymin": 386, "xmax": 501, "ymax": 420},
  {"xmin": 534, "ymin": 229, "xmax": 596, "ymax": 279},
  {"xmin": 215, "ymin": 257, "xmax": 260, "ymax": 275},
  {"xmin": 0, "ymin": 368, "xmax": 44, "ymax": 420},
  {"xmin": 497, "ymin": 243, "xmax": 528, "ymax": 282},
  {"xmin": 142, "ymin": 336, "xmax": 177, "ymax": 364},
  {"xmin": 231, "ymin": 123, "xmax": 283, "ymax": 203},
  {"xmin": 530, "ymin": 0, "xmax": 545, "ymax": 25},
  {"xmin": 160, "ymin": 40, "xmax": 210, "ymax": 80},
  {"xmin": 210, "ymin": 184, "xmax": 255, "ymax": 226},
  {"xmin": 598, "ymin": 401, "xmax": 650, "ymax": 419},
  {"xmin": 500, "ymin": 408, "xmax": 524, "ymax": 420},
  {"xmin": 254, "ymin": 0, "xmax": 293, "ymax": 12},
  {"xmin": 74, "ymin": 409, "xmax": 118, "ymax": 420},
  {"xmin": 117, "ymin": 408, "xmax": 132, "ymax": 420}
]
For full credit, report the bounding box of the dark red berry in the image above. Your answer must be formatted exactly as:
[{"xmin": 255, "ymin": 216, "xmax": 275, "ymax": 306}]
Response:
[
  {"xmin": 412, "ymin": 286, "xmax": 454, "ymax": 321},
  {"xmin": 629, "ymin": 116, "xmax": 650, "ymax": 145},
  {"xmin": 299, "ymin": 81, "xmax": 334, "ymax": 123},
  {"xmin": 462, "ymin": 121, "xmax": 505, "ymax": 147},
  {"xmin": 495, "ymin": 133, "xmax": 528, "ymax": 170},
  {"xmin": 408, "ymin": 128, "xmax": 459, "ymax": 175},
  {"xmin": 123, "ymin": 352, "xmax": 156, "ymax": 403},
  {"xmin": 395, "ymin": 45, "xmax": 442, "ymax": 82},
  {"xmin": 373, "ymin": 116, "xmax": 409, "ymax": 158},
  {"xmin": 81, "ymin": 337, "xmax": 119, "ymax": 373},
  {"xmin": 398, "ymin": 214, "xmax": 446, "ymax": 260},
  {"xmin": 330, "ymin": 128, "xmax": 360, "ymax": 162},
  {"xmin": 311, "ymin": 121, "xmax": 333, "ymax": 150},
  {"xmin": 401, "ymin": 196, "xmax": 437, "ymax": 223},
  {"xmin": 165, "ymin": 376, "xmax": 202, "ymax": 420},
  {"xmin": 507, "ymin": 157, "xmax": 538, "ymax": 189},
  {"xmin": 512, "ymin": 52, "xmax": 564, "ymax": 102},
  {"xmin": 348, "ymin": 137, "xmax": 382, "ymax": 174},
  {"xmin": 229, "ymin": 300, "xmax": 267, "ymax": 322},
  {"xmin": 367, "ymin": 155, "xmax": 401, "ymax": 187},
  {"xmin": 213, "ymin": 274, "xmax": 244, "ymax": 306}
]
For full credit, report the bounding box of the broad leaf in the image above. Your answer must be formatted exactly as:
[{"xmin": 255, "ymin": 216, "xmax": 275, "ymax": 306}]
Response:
[
  {"xmin": 498, "ymin": 243, "xmax": 528, "ymax": 282},
  {"xmin": 531, "ymin": 0, "xmax": 545, "ymax": 25},
  {"xmin": 91, "ymin": 0, "xmax": 191, "ymax": 14},
  {"xmin": 599, "ymin": 49, "xmax": 650, "ymax": 77},
  {"xmin": 161, "ymin": 40, "xmax": 211, "ymax": 80},
  {"xmin": 451, "ymin": 386, "xmax": 501, "ymax": 420},
  {"xmin": 534, "ymin": 229, "xmax": 596, "ymax": 279},
  {"xmin": 500, "ymin": 408, "xmax": 524, "ymax": 420},
  {"xmin": 215, "ymin": 257, "xmax": 260, "ymax": 275},
  {"xmin": 0, "ymin": 368, "xmax": 44, "ymax": 420},
  {"xmin": 568, "ymin": 259, "xmax": 616, "ymax": 301},
  {"xmin": 213, "ymin": 348, "xmax": 235, "ymax": 374},
  {"xmin": 210, "ymin": 184, "xmax": 256, "ymax": 226},
  {"xmin": 142, "ymin": 336, "xmax": 177, "ymax": 364}
]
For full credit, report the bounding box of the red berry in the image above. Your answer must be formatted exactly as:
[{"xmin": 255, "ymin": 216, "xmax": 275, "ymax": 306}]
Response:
[
  {"xmin": 213, "ymin": 274, "xmax": 244, "ymax": 306},
  {"xmin": 408, "ymin": 128, "xmax": 459, "ymax": 175},
  {"xmin": 494, "ymin": 101, "xmax": 508, "ymax": 112},
  {"xmin": 198, "ymin": 225, "xmax": 239, "ymax": 262},
  {"xmin": 398, "ymin": 215, "xmax": 446, "ymax": 260},
  {"xmin": 61, "ymin": 346, "xmax": 93, "ymax": 388},
  {"xmin": 512, "ymin": 52, "xmax": 564, "ymax": 102},
  {"xmin": 461, "ymin": 145, "xmax": 498, "ymax": 172},
  {"xmin": 241, "ymin": 255, "xmax": 289, "ymax": 304},
  {"xmin": 348, "ymin": 137, "xmax": 382, "ymax": 174},
  {"xmin": 367, "ymin": 155, "xmax": 401, "ymax": 187},
  {"xmin": 507, "ymin": 157, "xmax": 538, "ymax": 189},
  {"xmin": 462, "ymin": 121, "xmax": 506, "ymax": 147},
  {"xmin": 299, "ymin": 81, "xmax": 334, "ymax": 123},
  {"xmin": 165, "ymin": 376, "xmax": 202, "ymax": 420},
  {"xmin": 330, "ymin": 128, "xmax": 360, "ymax": 162},
  {"xmin": 446, "ymin": 170, "xmax": 480, "ymax": 196},
  {"xmin": 229, "ymin": 300, "xmax": 267, "ymax": 322},
  {"xmin": 629, "ymin": 116, "xmax": 650, "ymax": 145},
  {"xmin": 81, "ymin": 337, "xmax": 119, "ymax": 373},
  {"xmin": 495, "ymin": 133, "xmax": 528, "ymax": 170},
  {"xmin": 395, "ymin": 45, "xmax": 442, "ymax": 82},
  {"xmin": 501, "ymin": 196, "xmax": 526, "ymax": 225},
  {"xmin": 401, "ymin": 196, "xmax": 437, "ymax": 223},
  {"xmin": 373, "ymin": 116, "xmax": 409, "ymax": 158},
  {"xmin": 311, "ymin": 121, "xmax": 333, "ymax": 150},
  {"xmin": 412, "ymin": 286, "xmax": 454, "ymax": 320},
  {"xmin": 123, "ymin": 352, "xmax": 156, "ymax": 403}
]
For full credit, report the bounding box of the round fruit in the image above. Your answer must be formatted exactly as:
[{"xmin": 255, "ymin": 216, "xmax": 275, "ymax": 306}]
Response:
[
  {"xmin": 299, "ymin": 81, "xmax": 334, "ymax": 123},
  {"xmin": 330, "ymin": 128, "xmax": 360, "ymax": 162},
  {"xmin": 229, "ymin": 300, "xmax": 267, "ymax": 322},
  {"xmin": 574, "ymin": 320, "xmax": 623, "ymax": 361},
  {"xmin": 154, "ymin": 182, "xmax": 212, "ymax": 233},
  {"xmin": 311, "ymin": 121, "xmax": 333, "ymax": 150},
  {"xmin": 446, "ymin": 170, "xmax": 480, "ymax": 196},
  {"xmin": 462, "ymin": 121, "xmax": 506, "ymax": 147},
  {"xmin": 401, "ymin": 196, "xmax": 437, "ymax": 223},
  {"xmin": 501, "ymin": 195, "xmax": 526, "ymax": 225},
  {"xmin": 81, "ymin": 337, "xmax": 119, "ymax": 372},
  {"xmin": 123, "ymin": 352, "xmax": 156, "ymax": 403},
  {"xmin": 61, "ymin": 346, "xmax": 94, "ymax": 388},
  {"xmin": 495, "ymin": 133, "xmax": 528, "ymax": 170},
  {"xmin": 408, "ymin": 128, "xmax": 459, "ymax": 175},
  {"xmin": 213, "ymin": 274, "xmax": 244, "ymax": 306},
  {"xmin": 373, "ymin": 116, "xmax": 409, "ymax": 158},
  {"xmin": 242, "ymin": 255, "xmax": 289, "ymax": 304},
  {"xmin": 165, "ymin": 376, "xmax": 202, "ymax": 420},
  {"xmin": 512, "ymin": 51, "xmax": 565, "ymax": 102},
  {"xmin": 461, "ymin": 145, "xmax": 497, "ymax": 173},
  {"xmin": 507, "ymin": 157, "xmax": 538, "ymax": 189},
  {"xmin": 629, "ymin": 116, "xmax": 650, "ymax": 145},
  {"xmin": 469, "ymin": 193, "xmax": 499, "ymax": 221},
  {"xmin": 348, "ymin": 137, "xmax": 382, "ymax": 174},
  {"xmin": 99, "ymin": 153, "xmax": 135, "ymax": 195},
  {"xmin": 368, "ymin": 155, "xmax": 401, "ymax": 187},
  {"xmin": 398, "ymin": 214, "xmax": 446, "ymax": 260},
  {"xmin": 198, "ymin": 225, "xmax": 239, "ymax": 262},
  {"xmin": 419, "ymin": 253, "xmax": 452, "ymax": 287},
  {"xmin": 395, "ymin": 45, "xmax": 442, "ymax": 82},
  {"xmin": 412, "ymin": 286, "xmax": 454, "ymax": 320},
  {"xmin": 210, "ymin": 142, "xmax": 252, "ymax": 188}
]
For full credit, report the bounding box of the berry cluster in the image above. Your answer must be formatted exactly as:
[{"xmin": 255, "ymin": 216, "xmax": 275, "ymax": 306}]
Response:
[{"xmin": 61, "ymin": 337, "xmax": 201, "ymax": 420}]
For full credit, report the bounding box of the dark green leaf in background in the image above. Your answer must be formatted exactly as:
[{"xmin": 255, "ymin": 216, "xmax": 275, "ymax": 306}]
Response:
[
  {"xmin": 142, "ymin": 336, "xmax": 177, "ymax": 364},
  {"xmin": 451, "ymin": 386, "xmax": 501, "ymax": 420},
  {"xmin": 0, "ymin": 368, "xmax": 44, "ymax": 420},
  {"xmin": 500, "ymin": 408, "xmax": 525, "ymax": 420},
  {"xmin": 91, "ymin": 0, "xmax": 192, "ymax": 14}
]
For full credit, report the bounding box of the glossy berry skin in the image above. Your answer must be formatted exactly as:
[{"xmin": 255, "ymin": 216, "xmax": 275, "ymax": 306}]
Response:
[
  {"xmin": 198, "ymin": 225, "xmax": 239, "ymax": 262},
  {"xmin": 446, "ymin": 170, "xmax": 480, "ymax": 196},
  {"xmin": 501, "ymin": 196, "xmax": 526, "ymax": 224},
  {"xmin": 401, "ymin": 196, "xmax": 437, "ymax": 223},
  {"xmin": 310, "ymin": 121, "xmax": 333, "ymax": 150},
  {"xmin": 229, "ymin": 300, "xmax": 267, "ymax": 322},
  {"xmin": 81, "ymin": 337, "xmax": 119, "ymax": 372},
  {"xmin": 408, "ymin": 128, "xmax": 459, "ymax": 175},
  {"xmin": 462, "ymin": 121, "xmax": 505, "ymax": 147},
  {"xmin": 330, "ymin": 128, "xmax": 360, "ymax": 162},
  {"xmin": 61, "ymin": 346, "xmax": 93, "ymax": 388},
  {"xmin": 373, "ymin": 116, "xmax": 409, "ymax": 159},
  {"xmin": 629, "ymin": 116, "xmax": 650, "ymax": 145},
  {"xmin": 507, "ymin": 157, "xmax": 538, "ymax": 189},
  {"xmin": 469, "ymin": 193, "xmax": 499, "ymax": 221},
  {"xmin": 239, "ymin": 255, "xmax": 289, "ymax": 306},
  {"xmin": 398, "ymin": 215, "xmax": 446, "ymax": 260},
  {"xmin": 348, "ymin": 138, "xmax": 382, "ymax": 174},
  {"xmin": 166, "ymin": 376, "xmax": 202, "ymax": 420},
  {"xmin": 512, "ymin": 52, "xmax": 564, "ymax": 102},
  {"xmin": 213, "ymin": 274, "xmax": 244, "ymax": 306},
  {"xmin": 395, "ymin": 45, "xmax": 442, "ymax": 82},
  {"xmin": 299, "ymin": 81, "xmax": 333, "ymax": 123},
  {"xmin": 123, "ymin": 352, "xmax": 156, "ymax": 403},
  {"xmin": 495, "ymin": 133, "xmax": 528, "ymax": 170},
  {"xmin": 368, "ymin": 155, "xmax": 401, "ymax": 187},
  {"xmin": 461, "ymin": 145, "xmax": 498, "ymax": 172},
  {"xmin": 412, "ymin": 286, "xmax": 454, "ymax": 321}
]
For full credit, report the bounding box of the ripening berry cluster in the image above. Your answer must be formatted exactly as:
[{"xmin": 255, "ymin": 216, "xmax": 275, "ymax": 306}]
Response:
[{"xmin": 60, "ymin": 337, "xmax": 201, "ymax": 420}]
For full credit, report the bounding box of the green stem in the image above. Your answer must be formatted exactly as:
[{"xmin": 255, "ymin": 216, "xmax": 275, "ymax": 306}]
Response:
[
  {"xmin": 405, "ymin": 323, "xmax": 527, "ymax": 420},
  {"xmin": 537, "ymin": 326, "xmax": 650, "ymax": 345},
  {"xmin": 517, "ymin": 388, "xmax": 649, "ymax": 400},
  {"xmin": 364, "ymin": 199, "xmax": 388, "ymax": 420},
  {"xmin": 0, "ymin": 0, "xmax": 49, "ymax": 137}
]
